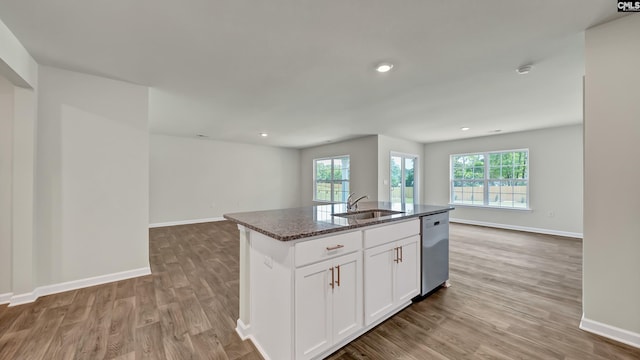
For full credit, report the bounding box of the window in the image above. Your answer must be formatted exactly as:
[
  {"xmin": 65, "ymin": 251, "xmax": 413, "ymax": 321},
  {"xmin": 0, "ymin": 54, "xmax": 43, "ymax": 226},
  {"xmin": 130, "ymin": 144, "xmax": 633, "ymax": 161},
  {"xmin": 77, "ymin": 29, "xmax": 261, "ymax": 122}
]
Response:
[
  {"xmin": 450, "ymin": 149, "xmax": 529, "ymax": 209},
  {"xmin": 314, "ymin": 156, "xmax": 350, "ymax": 203},
  {"xmin": 390, "ymin": 153, "xmax": 418, "ymax": 204}
]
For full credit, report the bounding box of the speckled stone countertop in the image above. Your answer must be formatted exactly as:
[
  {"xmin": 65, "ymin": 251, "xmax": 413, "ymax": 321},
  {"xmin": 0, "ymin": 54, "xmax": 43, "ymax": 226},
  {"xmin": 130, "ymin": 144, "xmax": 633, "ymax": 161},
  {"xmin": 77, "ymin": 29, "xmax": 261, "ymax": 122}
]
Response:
[{"xmin": 223, "ymin": 201, "xmax": 454, "ymax": 241}]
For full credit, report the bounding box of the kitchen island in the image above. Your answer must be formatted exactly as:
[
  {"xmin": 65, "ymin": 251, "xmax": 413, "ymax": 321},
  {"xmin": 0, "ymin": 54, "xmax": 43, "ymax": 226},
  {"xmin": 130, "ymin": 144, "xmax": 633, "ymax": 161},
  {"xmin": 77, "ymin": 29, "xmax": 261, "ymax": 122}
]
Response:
[{"xmin": 224, "ymin": 202, "xmax": 453, "ymax": 360}]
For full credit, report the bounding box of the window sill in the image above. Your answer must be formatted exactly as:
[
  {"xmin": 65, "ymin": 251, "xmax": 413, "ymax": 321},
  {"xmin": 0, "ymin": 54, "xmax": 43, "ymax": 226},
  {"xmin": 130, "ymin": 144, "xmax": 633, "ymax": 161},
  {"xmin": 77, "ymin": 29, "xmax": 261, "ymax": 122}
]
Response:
[{"xmin": 449, "ymin": 203, "xmax": 532, "ymax": 212}]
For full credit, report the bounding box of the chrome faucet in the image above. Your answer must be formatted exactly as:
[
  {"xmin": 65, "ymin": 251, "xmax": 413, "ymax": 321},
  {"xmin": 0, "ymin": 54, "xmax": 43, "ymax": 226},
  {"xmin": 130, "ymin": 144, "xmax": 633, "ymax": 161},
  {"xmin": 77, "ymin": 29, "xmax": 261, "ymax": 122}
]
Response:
[{"xmin": 346, "ymin": 192, "xmax": 368, "ymax": 211}]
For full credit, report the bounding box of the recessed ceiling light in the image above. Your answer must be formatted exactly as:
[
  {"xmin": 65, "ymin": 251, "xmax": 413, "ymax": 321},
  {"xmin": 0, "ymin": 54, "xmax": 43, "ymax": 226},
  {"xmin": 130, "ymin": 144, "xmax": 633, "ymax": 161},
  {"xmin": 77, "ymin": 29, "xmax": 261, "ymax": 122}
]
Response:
[
  {"xmin": 461, "ymin": 127, "xmax": 470, "ymax": 131},
  {"xmin": 375, "ymin": 63, "xmax": 394, "ymax": 73},
  {"xmin": 516, "ymin": 64, "xmax": 533, "ymax": 75},
  {"xmin": 260, "ymin": 132, "xmax": 268, "ymax": 137}
]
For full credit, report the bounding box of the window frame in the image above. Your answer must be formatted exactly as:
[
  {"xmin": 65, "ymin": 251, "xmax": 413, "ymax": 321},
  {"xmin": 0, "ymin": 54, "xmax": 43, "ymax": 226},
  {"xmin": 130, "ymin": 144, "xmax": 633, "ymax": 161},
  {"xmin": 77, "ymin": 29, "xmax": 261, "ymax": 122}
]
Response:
[
  {"xmin": 449, "ymin": 149, "xmax": 530, "ymax": 210},
  {"xmin": 313, "ymin": 155, "xmax": 350, "ymax": 203},
  {"xmin": 390, "ymin": 151, "xmax": 419, "ymax": 205}
]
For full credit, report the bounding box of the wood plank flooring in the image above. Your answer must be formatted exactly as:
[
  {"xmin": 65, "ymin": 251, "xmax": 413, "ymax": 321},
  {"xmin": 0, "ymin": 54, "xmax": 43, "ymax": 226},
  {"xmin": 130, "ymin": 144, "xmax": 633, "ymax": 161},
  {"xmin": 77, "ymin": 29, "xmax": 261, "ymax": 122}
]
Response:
[{"xmin": 0, "ymin": 221, "xmax": 638, "ymax": 359}]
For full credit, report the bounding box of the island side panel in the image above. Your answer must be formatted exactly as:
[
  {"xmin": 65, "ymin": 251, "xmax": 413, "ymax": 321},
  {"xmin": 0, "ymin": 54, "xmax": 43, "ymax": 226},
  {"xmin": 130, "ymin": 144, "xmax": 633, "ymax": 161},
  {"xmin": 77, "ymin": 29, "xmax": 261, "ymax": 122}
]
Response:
[
  {"xmin": 249, "ymin": 230, "xmax": 295, "ymax": 360},
  {"xmin": 237, "ymin": 225, "xmax": 251, "ymax": 337}
]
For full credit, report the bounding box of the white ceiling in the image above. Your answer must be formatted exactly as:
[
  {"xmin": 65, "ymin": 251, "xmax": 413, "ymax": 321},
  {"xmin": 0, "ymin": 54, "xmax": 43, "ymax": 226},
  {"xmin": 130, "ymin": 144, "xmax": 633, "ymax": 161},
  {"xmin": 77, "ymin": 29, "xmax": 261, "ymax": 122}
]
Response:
[{"xmin": 0, "ymin": 1, "xmax": 619, "ymax": 148}]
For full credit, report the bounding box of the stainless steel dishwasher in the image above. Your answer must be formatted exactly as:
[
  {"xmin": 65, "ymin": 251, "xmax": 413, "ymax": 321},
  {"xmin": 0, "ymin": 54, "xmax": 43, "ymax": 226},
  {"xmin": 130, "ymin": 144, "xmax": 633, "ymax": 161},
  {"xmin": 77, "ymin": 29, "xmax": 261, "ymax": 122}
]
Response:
[{"xmin": 420, "ymin": 211, "xmax": 450, "ymax": 296}]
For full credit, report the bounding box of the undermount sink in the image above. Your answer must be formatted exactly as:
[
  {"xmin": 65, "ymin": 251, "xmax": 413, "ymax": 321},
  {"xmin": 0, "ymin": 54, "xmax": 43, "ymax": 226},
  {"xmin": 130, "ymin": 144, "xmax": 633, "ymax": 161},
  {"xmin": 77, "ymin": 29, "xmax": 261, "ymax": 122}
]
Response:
[{"xmin": 332, "ymin": 209, "xmax": 405, "ymax": 220}]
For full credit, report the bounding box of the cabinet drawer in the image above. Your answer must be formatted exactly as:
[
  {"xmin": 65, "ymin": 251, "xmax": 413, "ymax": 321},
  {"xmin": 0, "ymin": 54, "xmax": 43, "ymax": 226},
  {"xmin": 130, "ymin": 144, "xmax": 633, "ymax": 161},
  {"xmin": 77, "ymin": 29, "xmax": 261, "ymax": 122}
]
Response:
[
  {"xmin": 295, "ymin": 231, "xmax": 362, "ymax": 267},
  {"xmin": 363, "ymin": 219, "xmax": 419, "ymax": 249}
]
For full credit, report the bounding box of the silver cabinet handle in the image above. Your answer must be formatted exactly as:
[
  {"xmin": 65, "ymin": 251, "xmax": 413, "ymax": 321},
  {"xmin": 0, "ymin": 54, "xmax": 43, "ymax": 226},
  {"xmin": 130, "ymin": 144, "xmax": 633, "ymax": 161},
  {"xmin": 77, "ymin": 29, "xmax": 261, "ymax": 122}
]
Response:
[
  {"xmin": 329, "ymin": 267, "xmax": 335, "ymax": 289},
  {"xmin": 326, "ymin": 244, "xmax": 344, "ymax": 251}
]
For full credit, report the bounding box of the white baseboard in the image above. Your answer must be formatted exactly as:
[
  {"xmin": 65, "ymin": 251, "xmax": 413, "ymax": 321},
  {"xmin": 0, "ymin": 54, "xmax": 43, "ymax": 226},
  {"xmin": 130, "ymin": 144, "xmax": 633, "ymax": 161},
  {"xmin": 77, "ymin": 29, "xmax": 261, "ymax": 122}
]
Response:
[
  {"xmin": 580, "ymin": 315, "xmax": 640, "ymax": 349},
  {"xmin": 149, "ymin": 217, "xmax": 225, "ymax": 228},
  {"xmin": 0, "ymin": 292, "xmax": 13, "ymax": 305},
  {"xmin": 8, "ymin": 291, "xmax": 39, "ymax": 306},
  {"xmin": 236, "ymin": 319, "xmax": 251, "ymax": 340},
  {"xmin": 449, "ymin": 218, "xmax": 583, "ymax": 239},
  {"xmin": 247, "ymin": 334, "xmax": 272, "ymax": 360},
  {"xmin": 235, "ymin": 321, "xmax": 272, "ymax": 360},
  {"xmin": 8, "ymin": 267, "xmax": 151, "ymax": 307}
]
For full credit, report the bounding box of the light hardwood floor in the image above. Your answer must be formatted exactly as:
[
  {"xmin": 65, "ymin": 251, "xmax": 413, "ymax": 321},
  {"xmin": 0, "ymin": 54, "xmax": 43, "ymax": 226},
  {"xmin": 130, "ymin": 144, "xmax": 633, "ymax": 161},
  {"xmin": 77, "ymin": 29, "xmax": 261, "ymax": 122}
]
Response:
[{"xmin": 0, "ymin": 221, "xmax": 638, "ymax": 359}]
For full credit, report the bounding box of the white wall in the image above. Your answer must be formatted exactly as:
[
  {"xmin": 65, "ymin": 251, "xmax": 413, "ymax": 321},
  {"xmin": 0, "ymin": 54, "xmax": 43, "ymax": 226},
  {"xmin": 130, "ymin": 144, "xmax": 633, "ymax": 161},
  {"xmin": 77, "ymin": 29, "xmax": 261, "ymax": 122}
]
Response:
[
  {"xmin": 583, "ymin": 15, "xmax": 640, "ymax": 341},
  {"xmin": 423, "ymin": 125, "xmax": 583, "ymax": 236},
  {"xmin": 377, "ymin": 135, "xmax": 424, "ymax": 202},
  {"xmin": 0, "ymin": 75, "xmax": 13, "ymax": 296},
  {"xmin": 150, "ymin": 134, "xmax": 301, "ymax": 224},
  {"xmin": 0, "ymin": 16, "xmax": 39, "ymax": 302},
  {"xmin": 11, "ymin": 84, "xmax": 38, "ymax": 299},
  {"xmin": 36, "ymin": 66, "xmax": 149, "ymax": 286},
  {"xmin": 300, "ymin": 136, "xmax": 378, "ymax": 206}
]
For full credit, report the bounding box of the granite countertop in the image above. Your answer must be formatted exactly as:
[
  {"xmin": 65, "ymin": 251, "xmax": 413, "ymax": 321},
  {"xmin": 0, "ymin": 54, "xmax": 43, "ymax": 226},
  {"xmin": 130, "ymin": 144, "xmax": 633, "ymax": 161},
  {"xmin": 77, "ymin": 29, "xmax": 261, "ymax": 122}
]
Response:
[{"xmin": 223, "ymin": 201, "xmax": 454, "ymax": 241}]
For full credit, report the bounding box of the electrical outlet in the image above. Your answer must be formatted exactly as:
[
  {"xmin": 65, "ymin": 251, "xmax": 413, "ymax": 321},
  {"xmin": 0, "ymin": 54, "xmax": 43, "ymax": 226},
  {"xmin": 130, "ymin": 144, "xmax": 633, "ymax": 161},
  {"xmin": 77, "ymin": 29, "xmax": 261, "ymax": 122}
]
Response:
[{"xmin": 264, "ymin": 255, "xmax": 273, "ymax": 269}]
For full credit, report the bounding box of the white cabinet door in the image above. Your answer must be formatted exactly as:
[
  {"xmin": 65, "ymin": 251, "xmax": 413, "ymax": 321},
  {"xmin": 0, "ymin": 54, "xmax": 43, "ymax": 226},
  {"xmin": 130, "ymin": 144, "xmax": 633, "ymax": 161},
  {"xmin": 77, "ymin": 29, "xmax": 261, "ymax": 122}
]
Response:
[
  {"xmin": 295, "ymin": 259, "xmax": 332, "ymax": 360},
  {"xmin": 364, "ymin": 234, "xmax": 421, "ymax": 326},
  {"xmin": 295, "ymin": 252, "xmax": 363, "ymax": 360},
  {"xmin": 331, "ymin": 252, "xmax": 363, "ymax": 344},
  {"xmin": 395, "ymin": 235, "xmax": 420, "ymax": 304},
  {"xmin": 363, "ymin": 241, "xmax": 396, "ymax": 326}
]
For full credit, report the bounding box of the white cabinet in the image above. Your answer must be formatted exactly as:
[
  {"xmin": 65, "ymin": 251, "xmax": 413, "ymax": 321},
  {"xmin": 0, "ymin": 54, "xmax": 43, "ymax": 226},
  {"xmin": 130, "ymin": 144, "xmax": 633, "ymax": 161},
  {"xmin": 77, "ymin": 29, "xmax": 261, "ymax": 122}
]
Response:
[
  {"xmin": 363, "ymin": 220, "xmax": 420, "ymax": 326},
  {"xmin": 295, "ymin": 251, "xmax": 362, "ymax": 360},
  {"xmin": 394, "ymin": 236, "xmax": 420, "ymax": 304},
  {"xmin": 295, "ymin": 259, "xmax": 331, "ymax": 359},
  {"xmin": 242, "ymin": 217, "xmax": 425, "ymax": 360},
  {"xmin": 331, "ymin": 252, "xmax": 362, "ymax": 344},
  {"xmin": 362, "ymin": 241, "xmax": 395, "ymax": 323}
]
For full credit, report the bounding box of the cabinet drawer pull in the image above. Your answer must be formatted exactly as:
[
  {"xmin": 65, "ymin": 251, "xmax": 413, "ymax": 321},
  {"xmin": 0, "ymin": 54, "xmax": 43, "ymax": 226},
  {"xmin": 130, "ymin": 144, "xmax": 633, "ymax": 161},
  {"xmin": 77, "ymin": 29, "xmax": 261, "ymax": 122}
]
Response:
[
  {"xmin": 329, "ymin": 267, "xmax": 335, "ymax": 289},
  {"xmin": 336, "ymin": 265, "xmax": 341, "ymax": 287},
  {"xmin": 326, "ymin": 244, "xmax": 344, "ymax": 251},
  {"xmin": 394, "ymin": 247, "xmax": 399, "ymax": 263},
  {"xmin": 399, "ymin": 246, "xmax": 403, "ymax": 263}
]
